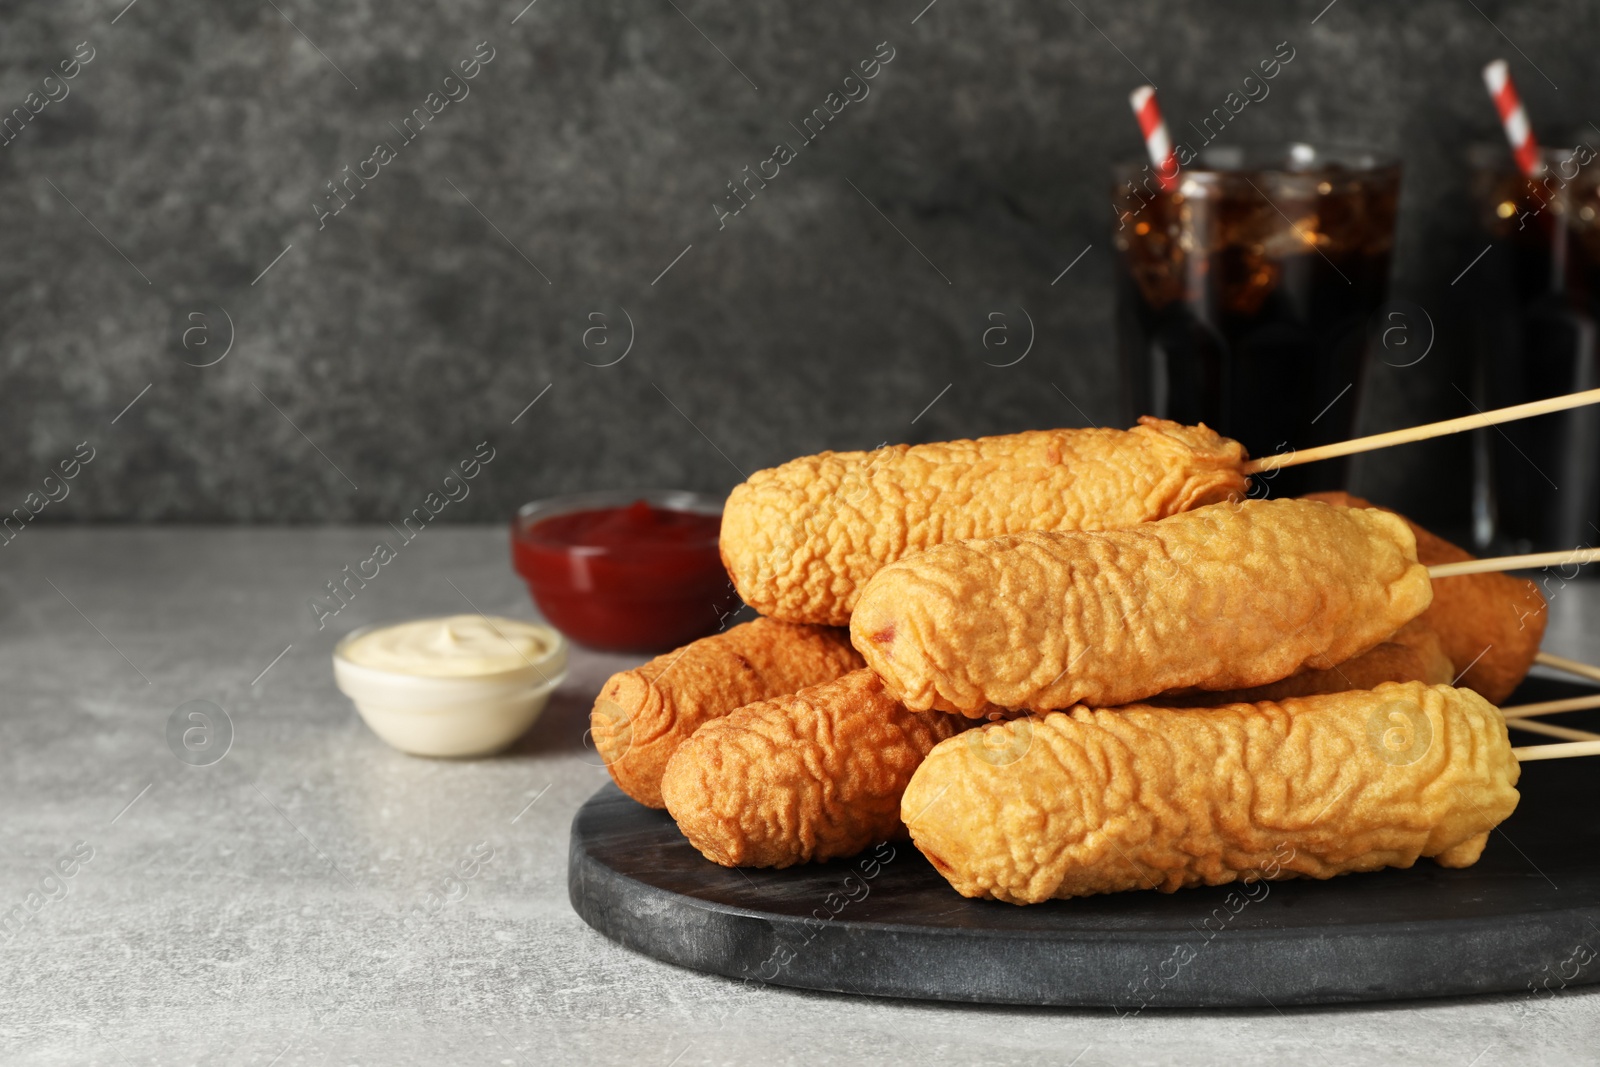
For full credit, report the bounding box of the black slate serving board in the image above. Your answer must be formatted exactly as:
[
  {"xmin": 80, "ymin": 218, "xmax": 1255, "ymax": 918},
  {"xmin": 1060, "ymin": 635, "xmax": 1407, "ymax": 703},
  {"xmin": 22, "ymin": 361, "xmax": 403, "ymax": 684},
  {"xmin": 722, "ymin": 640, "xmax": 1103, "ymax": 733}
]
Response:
[{"xmin": 568, "ymin": 676, "xmax": 1600, "ymax": 1007}]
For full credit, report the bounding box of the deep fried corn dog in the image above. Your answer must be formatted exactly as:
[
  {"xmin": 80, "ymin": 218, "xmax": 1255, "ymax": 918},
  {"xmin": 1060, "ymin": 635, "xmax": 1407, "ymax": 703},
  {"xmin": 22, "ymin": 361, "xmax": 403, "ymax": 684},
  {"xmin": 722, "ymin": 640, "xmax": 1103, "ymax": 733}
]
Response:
[
  {"xmin": 592, "ymin": 618, "xmax": 863, "ymax": 809},
  {"xmin": 852, "ymin": 498, "xmax": 1433, "ymax": 715},
  {"xmin": 720, "ymin": 418, "xmax": 1249, "ymax": 626},
  {"xmin": 661, "ymin": 670, "xmax": 968, "ymax": 868},
  {"xmin": 903, "ymin": 682, "xmax": 1520, "ymax": 904},
  {"xmin": 1160, "ymin": 618, "xmax": 1453, "ymax": 706},
  {"xmin": 1307, "ymin": 492, "xmax": 1548, "ymax": 703}
]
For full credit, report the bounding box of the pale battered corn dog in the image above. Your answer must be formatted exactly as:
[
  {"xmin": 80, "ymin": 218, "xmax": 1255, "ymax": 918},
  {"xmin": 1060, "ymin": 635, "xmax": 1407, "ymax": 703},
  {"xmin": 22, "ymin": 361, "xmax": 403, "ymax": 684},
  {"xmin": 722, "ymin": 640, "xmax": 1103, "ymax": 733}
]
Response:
[
  {"xmin": 720, "ymin": 418, "xmax": 1249, "ymax": 626},
  {"xmin": 592, "ymin": 618, "xmax": 863, "ymax": 809},
  {"xmin": 852, "ymin": 498, "xmax": 1433, "ymax": 715},
  {"xmin": 661, "ymin": 671, "xmax": 967, "ymax": 868},
  {"xmin": 1159, "ymin": 618, "xmax": 1453, "ymax": 706},
  {"xmin": 903, "ymin": 682, "xmax": 1521, "ymax": 904},
  {"xmin": 1306, "ymin": 492, "xmax": 1548, "ymax": 703}
]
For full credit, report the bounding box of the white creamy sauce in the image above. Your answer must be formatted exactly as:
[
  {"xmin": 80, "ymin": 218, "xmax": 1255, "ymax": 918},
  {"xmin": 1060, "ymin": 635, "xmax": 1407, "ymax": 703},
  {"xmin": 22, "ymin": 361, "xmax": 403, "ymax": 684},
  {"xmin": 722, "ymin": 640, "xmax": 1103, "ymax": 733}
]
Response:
[{"xmin": 343, "ymin": 615, "xmax": 550, "ymax": 676}]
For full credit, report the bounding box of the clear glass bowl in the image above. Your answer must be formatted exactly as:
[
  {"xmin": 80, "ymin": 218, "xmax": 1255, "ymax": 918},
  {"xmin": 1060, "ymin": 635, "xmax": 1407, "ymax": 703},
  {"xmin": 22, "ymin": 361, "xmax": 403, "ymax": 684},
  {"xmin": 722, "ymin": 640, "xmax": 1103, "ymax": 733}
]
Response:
[{"xmin": 510, "ymin": 490, "xmax": 740, "ymax": 653}]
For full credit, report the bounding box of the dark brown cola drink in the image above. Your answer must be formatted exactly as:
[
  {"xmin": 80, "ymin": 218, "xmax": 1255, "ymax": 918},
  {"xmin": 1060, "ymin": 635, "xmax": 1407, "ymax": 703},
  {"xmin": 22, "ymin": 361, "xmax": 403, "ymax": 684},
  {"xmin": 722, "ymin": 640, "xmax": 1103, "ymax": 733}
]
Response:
[
  {"xmin": 1114, "ymin": 145, "xmax": 1400, "ymax": 497},
  {"xmin": 1469, "ymin": 143, "xmax": 1600, "ymax": 554}
]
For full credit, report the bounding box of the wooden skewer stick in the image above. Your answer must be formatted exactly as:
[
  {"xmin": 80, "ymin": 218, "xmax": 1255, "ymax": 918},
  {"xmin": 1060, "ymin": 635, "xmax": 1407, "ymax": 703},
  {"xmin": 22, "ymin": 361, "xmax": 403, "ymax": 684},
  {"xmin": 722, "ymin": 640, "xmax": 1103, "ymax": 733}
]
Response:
[
  {"xmin": 1535, "ymin": 650, "xmax": 1600, "ymax": 686},
  {"xmin": 1514, "ymin": 738, "xmax": 1600, "ymax": 761},
  {"xmin": 1500, "ymin": 694, "xmax": 1600, "ymax": 720},
  {"xmin": 1508, "ymin": 718, "xmax": 1600, "ymax": 742},
  {"xmin": 1427, "ymin": 546, "xmax": 1600, "ymax": 579},
  {"xmin": 1242, "ymin": 386, "xmax": 1600, "ymax": 474}
]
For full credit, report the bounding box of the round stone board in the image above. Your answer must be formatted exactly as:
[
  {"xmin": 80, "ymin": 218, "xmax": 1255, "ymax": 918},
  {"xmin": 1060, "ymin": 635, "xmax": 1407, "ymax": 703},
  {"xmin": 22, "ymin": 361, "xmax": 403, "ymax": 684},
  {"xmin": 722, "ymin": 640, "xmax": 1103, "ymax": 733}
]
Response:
[{"xmin": 568, "ymin": 676, "xmax": 1600, "ymax": 1008}]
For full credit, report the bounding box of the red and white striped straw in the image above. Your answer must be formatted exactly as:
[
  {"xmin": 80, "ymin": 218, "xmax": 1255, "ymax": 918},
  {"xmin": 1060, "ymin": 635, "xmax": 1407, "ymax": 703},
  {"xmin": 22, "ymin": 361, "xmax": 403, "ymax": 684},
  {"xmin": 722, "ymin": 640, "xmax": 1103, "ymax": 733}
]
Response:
[
  {"xmin": 1129, "ymin": 85, "xmax": 1179, "ymax": 191},
  {"xmin": 1483, "ymin": 59, "xmax": 1543, "ymax": 179}
]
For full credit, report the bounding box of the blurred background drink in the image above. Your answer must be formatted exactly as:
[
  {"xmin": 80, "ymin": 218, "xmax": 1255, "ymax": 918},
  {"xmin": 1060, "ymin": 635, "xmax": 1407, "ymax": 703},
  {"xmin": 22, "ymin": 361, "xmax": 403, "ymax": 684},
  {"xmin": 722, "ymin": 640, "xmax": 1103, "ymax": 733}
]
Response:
[
  {"xmin": 1468, "ymin": 142, "xmax": 1600, "ymax": 555},
  {"xmin": 1113, "ymin": 145, "xmax": 1401, "ymax": 497}
]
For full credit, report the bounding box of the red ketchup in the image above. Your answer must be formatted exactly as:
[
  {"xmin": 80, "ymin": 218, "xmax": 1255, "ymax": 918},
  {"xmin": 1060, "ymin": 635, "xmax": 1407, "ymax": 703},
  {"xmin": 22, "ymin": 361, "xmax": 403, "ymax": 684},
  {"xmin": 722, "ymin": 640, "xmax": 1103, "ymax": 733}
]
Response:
[{"xmin": 511, "ymin": 498, "xmax": 740, "ymax": 653}]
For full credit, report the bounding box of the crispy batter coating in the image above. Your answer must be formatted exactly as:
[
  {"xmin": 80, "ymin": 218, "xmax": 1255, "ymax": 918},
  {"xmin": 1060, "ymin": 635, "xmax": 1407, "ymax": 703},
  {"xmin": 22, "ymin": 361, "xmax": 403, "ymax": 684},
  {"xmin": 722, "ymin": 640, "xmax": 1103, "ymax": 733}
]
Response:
[
  {"xmin": 660, "ymin": 670, "xmax": 968, "ymax": 868},
  {"xmin": 1306, "ymin": 492, "xmax": 1548, "ymax": 703},
  {"xmin": 852, "ymin": 498, "xmax": 1434, "ymax": 715},
  {"xmin": 1160, "ymin": 618, "xmax": 1454, "ymax": 706},
  {"xmin": 720, "ymin": 418, "xmax": 1249, "ymax": 626},
  {"xmin": 592, "ymin": 618, "xmax": 863, "ymax": 809},
  {"xmin": 903, "ymin": 682, "xmax": 1521, "ymax": 904}
]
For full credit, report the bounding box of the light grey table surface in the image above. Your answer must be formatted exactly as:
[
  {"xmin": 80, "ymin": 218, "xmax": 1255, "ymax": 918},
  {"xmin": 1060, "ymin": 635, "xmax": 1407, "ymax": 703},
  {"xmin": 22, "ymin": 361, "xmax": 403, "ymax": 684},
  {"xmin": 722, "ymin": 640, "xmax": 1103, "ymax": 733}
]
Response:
[{"xmin": 4, "ymin": 526, "xmax": 1599, "ymax": 1067}]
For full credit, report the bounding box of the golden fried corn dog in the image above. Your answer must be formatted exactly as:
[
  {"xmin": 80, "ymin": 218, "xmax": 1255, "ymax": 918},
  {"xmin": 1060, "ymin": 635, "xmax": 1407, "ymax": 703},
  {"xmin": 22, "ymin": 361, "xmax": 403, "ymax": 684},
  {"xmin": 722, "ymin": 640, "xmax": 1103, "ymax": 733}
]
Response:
[
  {"xmin": 903, "ymin": 682, "xmax": 1520, "ymax": 904},
  {"xmin": 853, "ymin": 498, "xmax": 1433, "ymax": 715},
  {"xmin": 592, "ymin": 618, "xmax": 863, "ymax": 809},
  {"xmin": 720, "ymin": 418, "xmax": 1249, "ymax": 626},
  {"xmin": 661, "ymin": 670, "xmax": 967, "ymax": 868},
  {"xmin": 1307, "ymin": 492, "xmax": 1548, "ymax": 703},
  {"xmin": 1160, "ymin": 618, "xmax": 1453, "ymax": 706}
]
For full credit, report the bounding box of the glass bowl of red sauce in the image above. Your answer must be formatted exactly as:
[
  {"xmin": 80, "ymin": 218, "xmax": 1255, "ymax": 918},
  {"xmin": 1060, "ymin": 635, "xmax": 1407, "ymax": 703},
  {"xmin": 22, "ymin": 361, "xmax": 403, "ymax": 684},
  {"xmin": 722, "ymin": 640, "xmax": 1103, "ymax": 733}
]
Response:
[{"xmin": 510, "ymin": 491, "xmax": 741, "ymax": 654}]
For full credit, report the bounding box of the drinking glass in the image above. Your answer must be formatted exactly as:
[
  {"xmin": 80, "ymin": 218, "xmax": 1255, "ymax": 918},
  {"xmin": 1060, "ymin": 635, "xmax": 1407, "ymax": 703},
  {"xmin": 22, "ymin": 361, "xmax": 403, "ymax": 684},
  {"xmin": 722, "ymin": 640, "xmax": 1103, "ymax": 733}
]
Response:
[{"xmin": 1114, "ymin": 143, "xmax": 1401, "ymax": 497}]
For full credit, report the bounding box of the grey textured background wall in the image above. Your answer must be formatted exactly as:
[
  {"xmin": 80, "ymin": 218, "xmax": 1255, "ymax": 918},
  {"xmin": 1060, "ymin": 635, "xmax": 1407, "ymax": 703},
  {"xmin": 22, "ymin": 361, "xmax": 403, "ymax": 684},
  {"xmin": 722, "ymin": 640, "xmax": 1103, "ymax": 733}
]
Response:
[{"xmin": 1, "ymin": 0, "xmax": 1592, "ymax": 533}]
